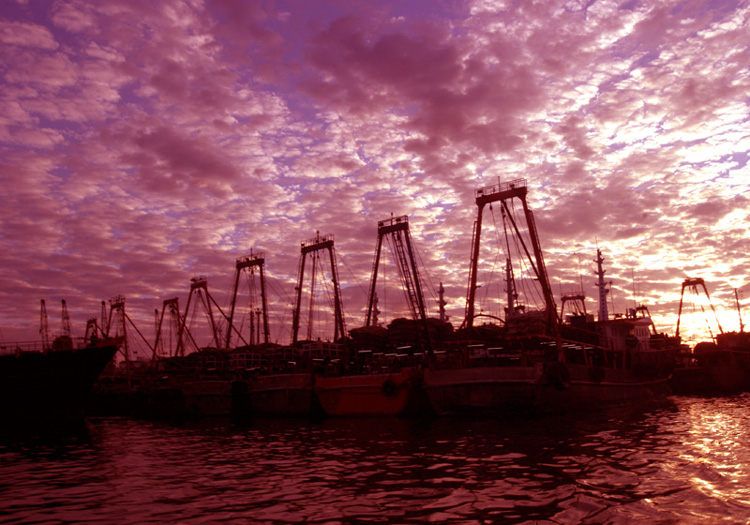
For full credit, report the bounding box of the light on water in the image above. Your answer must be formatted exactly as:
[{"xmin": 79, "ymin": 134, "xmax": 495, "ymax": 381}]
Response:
[{"xmin": 3, "ymin": 395, "xmax": 750, "ymax": 523}]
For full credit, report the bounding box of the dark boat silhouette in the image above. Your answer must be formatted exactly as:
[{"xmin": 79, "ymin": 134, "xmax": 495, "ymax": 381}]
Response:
[{"xmin": 0, "ymin": 336, "xmax": 120, "ymax": 419}]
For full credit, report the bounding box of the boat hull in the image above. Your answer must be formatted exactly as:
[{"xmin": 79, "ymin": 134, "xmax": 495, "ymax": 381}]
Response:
[
  {"xmin": 314, "ymin": 368, "xmax": 430, "ymax": 417},
  {"xmin": 424, "ymin": 363, "xmax": 670, "ymax": 417},
  {"xmin": 0, "ymin": 343, "xmax": 118, "ymax": 419},
  {"xmin": 242, "ymin": 373, "xmax": 314, "ymax": 417},
  {"xmin": 182, "ymin": 380, "xmax": 233, "ymax": 417}
]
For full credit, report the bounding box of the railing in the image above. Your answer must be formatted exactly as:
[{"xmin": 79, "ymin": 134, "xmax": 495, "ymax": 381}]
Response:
[
  {"xmin": 0, "ymin": 337, "xmax": 90, "ymax": 355},
  {"xmin": 301, "ymin": 232, "xmax": 334, "ymax": 249},
  {"xmin": 475, "ymin": 178, "xmax": 527, "ymax": 199},
  {"xmin": 377, "ymin": 215, "xmax": 408, "ymax": 229}
]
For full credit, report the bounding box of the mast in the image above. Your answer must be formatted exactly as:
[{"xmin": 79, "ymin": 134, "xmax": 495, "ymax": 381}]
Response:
[
  {"xmin": 594, "ymin": 249, "xmax": 610, "ymax": 322},
  {"xmin": 365, "ymin": 215, "xmax": 431, "ymax": 353},
  {"xmin": 736, "ymin": 288, "xmax": 745, "ymax": 333},
  {"xmin": 61, "ymin": 299, "xmax": 72, "ymax": 338},
  {"xmin": 292, "ymin": 232, "xmax": 345, "ymax": 343},
  {"xmin": 178, "ymin": 277, "xmax": 222, "ymax": 352},
  {"xmin": 101, "ymin": 300, "xmax": 108, "ymax": 336},
  {"xmin": 676, "ymin": 277, "xmax": 724, "ymax": 340},
  {"xmin": 153, "ymin": 297, "xmax": 178, "ymax": 358},
  {"xmin": 226, "ymin": 251, "xmax": 269, "ymax": 347},
  {"xmin": 463, "ymin": 178, "xmax": 557, "ymax": 330},
  {"xmin": 39, "ymin": 299, "xmax": 50, "ymax": 351},
  {"xmin": 438, "ymin": 282, "xmax": 447, "ymax": 324}
]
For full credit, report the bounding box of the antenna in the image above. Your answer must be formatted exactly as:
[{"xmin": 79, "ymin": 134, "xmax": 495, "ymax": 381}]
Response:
[
  {"xmin": 61, "ymin": 299, "xmax": 72, "ymax": 338},
  {"xmin": 736, "ymin": 288, "xmax": 745, "ymax": 333},
  {"xmin": 40, "ymin": 299, "xmax": 50, "ymax": 351}
]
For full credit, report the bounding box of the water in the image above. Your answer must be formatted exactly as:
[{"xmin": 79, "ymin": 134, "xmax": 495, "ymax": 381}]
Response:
[{"xmin": 2, "ymin": 395, "xmax": 750, "ymax": 524}]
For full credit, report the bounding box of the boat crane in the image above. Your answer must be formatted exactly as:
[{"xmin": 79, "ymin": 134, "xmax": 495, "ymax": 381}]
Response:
[
  {"xmin": 365, "ymin": 214, "xmax": 432, "ymax": 353},
  {"xmin": 463, "ymin": 178, "xmax": 557, "ymax": 331},
  {"xmin": 176, "ymin": 277, "xmax": 224, "ymax": 353},
  {"xmin": 676, "ymin": 277, "xmax": 724, "ymax": 341},
  {"xmin": 226, "ymin": 251, "xmax": 269, "ymax": 347},
  {"xmin": 153, "ymin": 297, "xmax": 184, "ymax": 358},
  {"xmin": 292, "ymin": 232, "xmax": 346, "ymax": 343}
]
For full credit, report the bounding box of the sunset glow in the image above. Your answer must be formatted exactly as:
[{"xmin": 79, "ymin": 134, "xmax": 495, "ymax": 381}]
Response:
[{"xmin": 1, "ymin": 0, "xmax": 748, "ymax": 349}]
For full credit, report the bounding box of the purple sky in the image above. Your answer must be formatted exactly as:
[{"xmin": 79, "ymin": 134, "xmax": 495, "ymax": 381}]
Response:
[{"xmin": 1, "ymin": 0, "xmax": 748, "ymax": 353}]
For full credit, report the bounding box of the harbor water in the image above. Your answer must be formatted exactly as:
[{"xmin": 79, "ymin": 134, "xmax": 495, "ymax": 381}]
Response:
[{"xmin": 2, "ymin": 394, "xmax": 750, "ymax": 524}]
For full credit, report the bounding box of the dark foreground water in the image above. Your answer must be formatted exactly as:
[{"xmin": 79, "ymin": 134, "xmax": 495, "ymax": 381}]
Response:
[{"xmin": 2, "ymin": 395, "xmax": 750, "ymax": 524}]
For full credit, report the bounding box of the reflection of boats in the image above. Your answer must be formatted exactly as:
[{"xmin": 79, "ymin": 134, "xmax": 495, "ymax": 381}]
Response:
[
  {"xmin": 0, "ymin": 337, "xmax": 120, "ymax": 419},
  {"xmin": 424, "ymin": 179, "xmax": 675, "ymax": 416}
]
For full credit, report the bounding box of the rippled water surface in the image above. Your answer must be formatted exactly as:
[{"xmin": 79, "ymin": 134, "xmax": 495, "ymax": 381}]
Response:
[{"xmin": 3, "ymin": 395, "xmax": 750, "ymax": 523}]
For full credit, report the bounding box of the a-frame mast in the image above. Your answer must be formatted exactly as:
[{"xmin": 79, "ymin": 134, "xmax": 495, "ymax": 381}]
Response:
[
  {"xmin": 365, "ymin": 215, "xmax": 432, "ymax": 353},
  {"xmin": 292, "ymin": 232, "xmax": 346, "ymax": 343},
  {"xmin": 463, "ymin": 178, "xmax": 557, "ymax": 330},
  {"xmin": 226, "ymin": 251, "xmax": 269, "ymax": 347},
  {"xmin": 676, "ymin": 277, "xmax": 724, "ymax": 340}
]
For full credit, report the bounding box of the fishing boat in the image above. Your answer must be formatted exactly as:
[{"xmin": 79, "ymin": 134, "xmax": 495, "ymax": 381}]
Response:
[
  {"xmin": 313, "ymin": 341, "xmax": 432, "ymax": 417},
  {"xmin": 424, "ymin": 179, "xmax": 675, "ymax": 416},
  {"xmin": 670, "ymin": 280, "xmax": 750, "ymax": 393},
  {"xmin": 0, "ymin": 336, "xmax": 120, "ymax": 419},
  {"xmin": 233, "ymin": 344, "xmax": 315, "ymax": 417},
  {"xmin": 306, "ymin": 217, "xmax": 436, "ymax": 417}
]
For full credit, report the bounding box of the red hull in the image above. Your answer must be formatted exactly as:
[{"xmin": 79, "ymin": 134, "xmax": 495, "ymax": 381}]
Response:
[{"xmin": 315, "ymin": 368, "xmax": 428, "ymax": 416}]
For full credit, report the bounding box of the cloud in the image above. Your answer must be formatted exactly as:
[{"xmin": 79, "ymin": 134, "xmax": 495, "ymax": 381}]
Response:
[
  {"xmin": 0, "ymin": 20, "xmax": 58, "ymax": 49},
  {"xmin": 1, "ymin": 0, "xmax": 749, "ymax": 344}
]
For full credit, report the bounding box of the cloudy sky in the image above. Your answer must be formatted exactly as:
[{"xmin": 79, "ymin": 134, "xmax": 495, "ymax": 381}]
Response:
[{"xmin": 1, "ymin": 0, "xmax": 748, "ymax": 352}]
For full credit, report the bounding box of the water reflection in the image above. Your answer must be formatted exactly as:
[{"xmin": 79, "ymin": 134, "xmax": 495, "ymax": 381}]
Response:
[{"xmin": 2, "ymin": 396, "xmax": 750, "ymax": 523}]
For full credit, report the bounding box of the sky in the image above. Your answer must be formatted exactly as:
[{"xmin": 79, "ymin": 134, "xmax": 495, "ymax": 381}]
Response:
[{"xmin": 1, "ymin": 0, "xmax": 748, "ymax": 354}]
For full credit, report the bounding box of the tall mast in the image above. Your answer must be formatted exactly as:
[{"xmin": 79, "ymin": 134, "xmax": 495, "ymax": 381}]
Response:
[
  {"xmin": 365, "ymin": 215, "xmax": 432, "ymax": 353},
  {"xmin": 292, "ymin": 232, "xmax": 345, "ymax": 343},
  {"xmin": 438, "ymin": 282, "xmax": 446, "ymax": 324},
  {"xmin": 61, "ymin": 299, "xmax": 72, "ymax": 338},
  {"xmin": 676, "ymin": 277, "xmax": 724, "ymax": 339},
  {"xmin": 178, "ymin": 277, "xmax": 222, "ymax": 352},
  {"xmin": 594, "ymin": 249, "xmax": 610, "ymax": 322},
  {"xmin": 226, "ymin": 251, "xmax": 269, "ymax": 347},
  {"xmin": 463, "ymin": 178, "xmax": 557, "ymax": 329},
  {"xmin": 39, "ymin": 299, "xmax": 50, "ymax": 351},
  {"xmin": 736, "ymin": 288, "xmax": 745, "ymax": 333}
]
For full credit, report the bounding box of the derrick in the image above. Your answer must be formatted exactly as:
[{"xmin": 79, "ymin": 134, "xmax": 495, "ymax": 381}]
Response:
[
  {"xmin": 366, "ymin": 215, "xmax": 428, "ymax": 325},
  {"xmin": 106, "ymin": 295, "xmax": 158, "ymax": 383},
  {"xmin": 463, "ymin": 178, "xmax": 557, "ymax": 330},
  {"xmin": 365, "ymin": 215, "xmax": 432, "ymax": 352},
  {"xmin": 226, "ymin": 251, "xmax": 269, "ymax": 347},
  {"xmin": 676, "ymin": 277, "xmax": 724, "ymax": 340},
  {"xmin": 292, "ymin": 232, "xmax": 346, "ymax": 343},
  {"xmin": 153, "ymin": 297, "xmax": 183, "ymax": 358},
  {"xmin": 176, "ymin": 277, "xmax": 224, "ymax": 353}
]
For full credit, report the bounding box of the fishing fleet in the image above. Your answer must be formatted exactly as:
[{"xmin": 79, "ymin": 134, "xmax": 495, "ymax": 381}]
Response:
[{"xmin": 4, "ymin": 179, "xmax": 746, "ymax": 420}]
